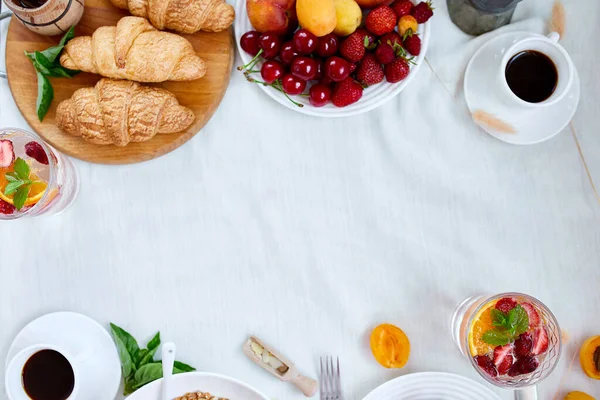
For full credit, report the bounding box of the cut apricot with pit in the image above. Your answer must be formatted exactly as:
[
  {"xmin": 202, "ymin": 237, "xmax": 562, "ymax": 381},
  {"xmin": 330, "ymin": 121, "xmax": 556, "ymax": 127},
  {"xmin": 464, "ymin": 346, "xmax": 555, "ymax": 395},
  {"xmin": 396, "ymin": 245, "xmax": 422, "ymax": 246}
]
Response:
[
  {"xmin": 580, "ymin": 335, "xmax": 600, "ymax": 379},
  {"xmin": 370, "ymin": 323, "xmax": 410, "ymax": 369},
  {"xmin": 564, "ymin": 391, "xmax": 596, "ymax": 400}
]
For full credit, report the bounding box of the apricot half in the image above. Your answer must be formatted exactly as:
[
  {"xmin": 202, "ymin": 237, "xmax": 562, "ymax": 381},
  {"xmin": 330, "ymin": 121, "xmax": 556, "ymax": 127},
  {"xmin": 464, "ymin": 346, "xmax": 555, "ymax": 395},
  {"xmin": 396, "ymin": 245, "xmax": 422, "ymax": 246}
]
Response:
[
  {"xmin": 580, "ymin": 336, "xmax": 600, "ymax": 379},
  {"xmin": 370, "ymin": 323, "xmax": 410, "ymax": 368},
  {"xmin": 564, "ymin": 391, "xmax": 596, "ymax": 400}
]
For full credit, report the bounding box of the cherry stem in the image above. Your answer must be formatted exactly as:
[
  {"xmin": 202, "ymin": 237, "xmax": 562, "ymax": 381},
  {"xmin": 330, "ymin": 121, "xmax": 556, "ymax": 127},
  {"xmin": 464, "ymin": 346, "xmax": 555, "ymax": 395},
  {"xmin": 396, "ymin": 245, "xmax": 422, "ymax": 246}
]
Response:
[
  {"xmin": 273, "ymin": 80, "xmax": 304, "ymax": 108},
  {"xmin": 237, "ymin": 49, "xmax": 264, "ymax": 72}
]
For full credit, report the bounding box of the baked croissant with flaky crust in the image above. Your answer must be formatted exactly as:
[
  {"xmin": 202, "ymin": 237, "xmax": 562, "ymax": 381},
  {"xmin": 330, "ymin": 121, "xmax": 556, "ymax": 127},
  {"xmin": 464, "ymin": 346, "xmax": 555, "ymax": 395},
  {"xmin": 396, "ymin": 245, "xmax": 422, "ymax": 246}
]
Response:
[
  {"xmin": 60, "ymin": 17, "xmax": 206, "ymax": 83},
  {"xmin": 56, "ymin": 78, "xmax": 195, "ymax": 146},
  {"xmin": 110, "ymin": 0, "xmax": 234, "ymax": 33}
]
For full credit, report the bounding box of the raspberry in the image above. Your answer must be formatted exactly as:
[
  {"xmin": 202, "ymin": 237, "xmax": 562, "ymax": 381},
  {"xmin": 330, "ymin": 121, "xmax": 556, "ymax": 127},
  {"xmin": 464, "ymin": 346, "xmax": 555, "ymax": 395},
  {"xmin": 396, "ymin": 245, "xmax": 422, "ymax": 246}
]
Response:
[
  {"xmin": 412, "ymin": 1, "xmax": 434, "ymax": 23},
  {"xmin": 509, "ymin": 356, "xmax": 539, "ymax": 376},
  {"xmin": 495, "ymin": 297, "xmax": 517, "ymax": 313},
  {"xmin": 25, "ymin": 141, "xmax": 49, "ymax": 165},
  {"xmin": 474, "ymin": 355, "xmax": 497, "ymax": 377},
  {"xmin": 514, "ymin": 332, "xmax": 533, "ymax": 357},
  {"xmin": 0, "ymin": 199, "xmax": 15, "ymax": 215}
]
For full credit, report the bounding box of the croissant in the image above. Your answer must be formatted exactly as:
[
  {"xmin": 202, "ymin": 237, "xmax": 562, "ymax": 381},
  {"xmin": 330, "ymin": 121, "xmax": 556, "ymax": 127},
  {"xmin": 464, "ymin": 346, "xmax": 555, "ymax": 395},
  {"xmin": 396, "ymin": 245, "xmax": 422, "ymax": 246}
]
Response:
[
  {"xmin": 56, "ymin": 78, "xmax": 195, "ymax": 146},
  {"xmin": 110, "ymin": 0, "xmax": 235, "ymax": 33},
  {"xmin": 60, "ymin": 17, "xmax": 206, "ymax": 82}
]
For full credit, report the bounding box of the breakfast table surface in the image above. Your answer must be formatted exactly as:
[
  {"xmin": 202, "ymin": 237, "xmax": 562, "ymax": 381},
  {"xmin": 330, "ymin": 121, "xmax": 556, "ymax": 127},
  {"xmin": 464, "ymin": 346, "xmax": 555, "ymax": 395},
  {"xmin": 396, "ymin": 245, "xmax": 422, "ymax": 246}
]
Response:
[{"xmin": 1, "ymin": 0, "xmax": 599, "ymax": 399}]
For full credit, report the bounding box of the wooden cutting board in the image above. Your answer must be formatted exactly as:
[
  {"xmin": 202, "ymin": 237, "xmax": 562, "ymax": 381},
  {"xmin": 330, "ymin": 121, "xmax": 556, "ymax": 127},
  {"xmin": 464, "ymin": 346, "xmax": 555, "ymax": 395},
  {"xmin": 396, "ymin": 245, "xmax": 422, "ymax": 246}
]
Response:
[{"xmin": 5, "ymin": 0, "xmax": 234, "ymax": 164}]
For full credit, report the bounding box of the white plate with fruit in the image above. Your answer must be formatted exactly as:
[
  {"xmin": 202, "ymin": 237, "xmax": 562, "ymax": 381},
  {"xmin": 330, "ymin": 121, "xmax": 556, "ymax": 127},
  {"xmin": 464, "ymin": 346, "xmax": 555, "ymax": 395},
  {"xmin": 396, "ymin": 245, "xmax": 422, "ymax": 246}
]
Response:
[{"xmin": 235, "ymin": 0, "xmax": 433, "ymax": 117}]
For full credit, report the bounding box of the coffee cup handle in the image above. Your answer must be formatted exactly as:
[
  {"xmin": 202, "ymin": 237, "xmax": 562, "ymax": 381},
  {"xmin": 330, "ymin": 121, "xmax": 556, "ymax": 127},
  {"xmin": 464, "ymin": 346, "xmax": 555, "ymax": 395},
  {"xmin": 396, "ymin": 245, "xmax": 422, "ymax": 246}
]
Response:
[
  {"xmin": 547, "ymin": 31, "xmax": 560, "ymax": 43},
  {"xmin": 0, "ymin": 11, "xmax": 11, "ymax": 79}
]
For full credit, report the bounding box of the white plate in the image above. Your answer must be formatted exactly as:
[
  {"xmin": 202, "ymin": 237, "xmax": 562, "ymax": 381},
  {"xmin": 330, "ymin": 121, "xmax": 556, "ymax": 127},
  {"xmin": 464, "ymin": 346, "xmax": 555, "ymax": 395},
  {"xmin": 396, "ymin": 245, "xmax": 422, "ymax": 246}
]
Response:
[
  {"xmin": 234, "ymin": 1, "xmax": 430, "ymax": 117},
  {"xmin": 5, "ymin": 312, "xmax": 121, "ymax": 400},
  {"xmin": 362, "ymin": 371, "xmax": 503, "ymax": 400},
  {"xmin": 127, "ymin": 371, "xmax": 270, "ymax": 400},
  {"xmin": 464, "ymin": 31, "xmax": 580, "ymax": 145}
]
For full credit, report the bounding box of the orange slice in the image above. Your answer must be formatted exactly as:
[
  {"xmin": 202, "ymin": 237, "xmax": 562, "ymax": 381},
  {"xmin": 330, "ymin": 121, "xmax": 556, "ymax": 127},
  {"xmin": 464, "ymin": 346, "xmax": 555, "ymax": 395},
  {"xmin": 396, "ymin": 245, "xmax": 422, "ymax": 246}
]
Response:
[
  {"xmin": 468, "ymin": 300, "xmax": 498, "ymax": 357},
  {"xmin": 0, "ymin": 166, "xmax": 48, "ymax": 207}
]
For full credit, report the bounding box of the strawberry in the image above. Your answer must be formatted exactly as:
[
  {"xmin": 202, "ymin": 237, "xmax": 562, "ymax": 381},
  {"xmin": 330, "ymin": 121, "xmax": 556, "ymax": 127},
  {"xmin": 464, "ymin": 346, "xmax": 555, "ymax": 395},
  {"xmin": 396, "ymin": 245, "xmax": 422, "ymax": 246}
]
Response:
[
  {"xmin": 493, "ymin": 344, "xmax": 514, "ymax": 375},
  {"xmin": 331, "ymin": 77, "xmax": 363, "ymax": 107},
  {"xmin": 380, "ymin": 31, "xmax": 403, "ymax": 47},
  {"xmin": 365, "ymin": 5, "xmax": 398, "ymax": 36},
  {"xmin": 25, "ymin": 141, "xmax": 49, "ymax": 165},
  {"xmin": 384, "ymin": 57, "xmax": 410, "ymax": 83},
  {"xmin": 356, "ymin": 53, "xmax": 384, "ymax": 86},
  {"xmin": 403, "ymin": 33, "xmax": 421, "ymax": 56},
  {"xmin": 340, "ymin": 32, "xmax": 367, "ymax": 63},
  {"xmin": 391, "ymin": 0, "xmax": 414, "ymax": 17},
  {"xmin": 508, "ymin": 355, "xmax": 539, "ymax": 376},
  {"xmin": 474, "ymin": 355, "xmax": 497, "ymax": 377},
  {"xmin": 521, "ymin": 302, "xmax": 541, "ymax": 327},
  {"xmin": 356, "ymin": 28, "xmax": 377, "ymax": 49},
  {"xmin": 532, "ymin": 326, "xmax": 549, "ymax": 355},
  {"xmin": 375, "ymin": 43, "xmax": 396, "ymax": 64},
  {"xmin": 0, "ymin": 140, "xmax": 15, "ymax": 168},
  {"xmin": 0, "ymin": 199, "xmax": 15, "ymax": 215},
  {"xmin": 514, "ymin": 332, "xmax": 533, "ymax": 357},
  {"xmin": 495, "ymin": 297, "xmax": 517, "ymax": 314},
  {"xmin": 412, "ymin": 1, "xmax": 434, "ymax": 23}
]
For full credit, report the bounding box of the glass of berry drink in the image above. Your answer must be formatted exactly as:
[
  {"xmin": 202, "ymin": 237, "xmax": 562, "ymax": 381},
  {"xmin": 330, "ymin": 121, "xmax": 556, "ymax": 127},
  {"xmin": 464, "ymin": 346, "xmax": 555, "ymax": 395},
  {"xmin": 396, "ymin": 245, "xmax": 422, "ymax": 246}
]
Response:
[
  {"xmin": 451, "ymin": 293, "xmax": 561, "ymax": 395},
  {"xmin": 0, "ymin": 128, "xmax": 78, "ymax": 219}
]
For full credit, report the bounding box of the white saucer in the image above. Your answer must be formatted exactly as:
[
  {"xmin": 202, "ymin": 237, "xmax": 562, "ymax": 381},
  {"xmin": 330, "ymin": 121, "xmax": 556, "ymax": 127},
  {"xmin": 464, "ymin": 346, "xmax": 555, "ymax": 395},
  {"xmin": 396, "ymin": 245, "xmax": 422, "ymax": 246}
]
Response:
[
  {"xmin": 464, "ymin": 31, "xmax": 580, "ymax": 145},
  {"xmin": 361, "ymin": 372, "xmax": 502, "ymax": 400},
  {"xmin": 5, "ymin": 312, "xmax": 121, "ymax": 400}
]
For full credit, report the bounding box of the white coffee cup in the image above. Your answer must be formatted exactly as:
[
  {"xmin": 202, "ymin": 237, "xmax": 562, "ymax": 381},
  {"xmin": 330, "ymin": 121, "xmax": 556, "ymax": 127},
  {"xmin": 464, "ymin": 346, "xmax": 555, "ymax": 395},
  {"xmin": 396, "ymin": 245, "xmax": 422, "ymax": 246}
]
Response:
[
  {"xmin": 5, "ymin": 344, "xmax": 80, "ymax": 400},
  {"xmin": 499, "ymin": 32, "xmax": 574, "ymax": 108}
]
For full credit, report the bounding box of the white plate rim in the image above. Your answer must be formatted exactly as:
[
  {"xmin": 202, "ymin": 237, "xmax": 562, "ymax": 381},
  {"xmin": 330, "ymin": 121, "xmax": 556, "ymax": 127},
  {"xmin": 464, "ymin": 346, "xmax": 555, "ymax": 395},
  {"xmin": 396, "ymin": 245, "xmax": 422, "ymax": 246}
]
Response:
[{"xmin": 234, "ymin": 0, "xmax": 431, "ymax": 118}]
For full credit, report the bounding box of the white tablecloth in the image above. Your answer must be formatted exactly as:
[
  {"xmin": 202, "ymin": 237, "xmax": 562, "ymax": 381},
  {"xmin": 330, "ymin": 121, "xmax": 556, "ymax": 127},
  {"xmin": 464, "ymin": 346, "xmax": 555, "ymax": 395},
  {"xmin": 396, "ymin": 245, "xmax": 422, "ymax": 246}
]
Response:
[{"xmin": 1, "ymin": 0, "xmax": 599, "ymax": 399}]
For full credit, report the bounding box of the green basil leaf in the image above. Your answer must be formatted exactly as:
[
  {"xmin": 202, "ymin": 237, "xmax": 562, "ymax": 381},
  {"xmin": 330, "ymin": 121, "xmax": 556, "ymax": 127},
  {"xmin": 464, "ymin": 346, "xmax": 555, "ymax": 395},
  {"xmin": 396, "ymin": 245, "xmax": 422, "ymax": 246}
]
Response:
[
  {"xmin": 508, "ymin": 305, "xmax": 529, "ymax": 336},
  {"xmin": 39, "ymin": 45, "xmax": 64, "ymax": 64},
  {"xmin": 14, "ymin": 158, "xmax": 30, "ymax": 180},
  {"xmin": 58, "ymin": 26, "xmax": 76, "ymax": 47},
  {"xmin": 123, "ymin": 375, "xmax": 137, "ymax": 396},
  {"xmin": 173, "ymin": 361, "xmax": 196, "ymax": 372},
  {"xmin": 137, "ymin": 346, "xmax": 158, "ymax": 367},
  {"xmin": 112, "ymin": 332, "xmax": 134, "ymax": 378},
  {"xmin": 132, "ymin": 363, "xmax": 163, "ymax": 390},
  {"xmin": 490, "ymin": 309, "xmax": 508, "ymax": 328},
  {"xmin": 34, "ymin": 51, "xmax": 53, "ymax": 69},
  {"xmin": 147, "ymin": 332, "xmax": 161, "ymax": 351},
  {"xmin": 45, "ymin": 66, "xmax": 79, "ymax": 78},
  {"xmin": 482, "ymin": 330, "xmax": 512, "ymax": 346},
  {"xmin": 110, "ymin": 323, "xmax": 140, "ymax": 362},
  {"xmin": 36, "ymin": 71, "xmax": 54, "ymax": 122},
  {"xmin": 13, "ymin": 184, "xmax": 30, "ymax": 211},
  {"xmin": 4, "ymin": 180, "xmax": 25, "ymax": 195},
  {"xmin": 24, "ymin": 51, "xmax": 36, "ymax": 63}
]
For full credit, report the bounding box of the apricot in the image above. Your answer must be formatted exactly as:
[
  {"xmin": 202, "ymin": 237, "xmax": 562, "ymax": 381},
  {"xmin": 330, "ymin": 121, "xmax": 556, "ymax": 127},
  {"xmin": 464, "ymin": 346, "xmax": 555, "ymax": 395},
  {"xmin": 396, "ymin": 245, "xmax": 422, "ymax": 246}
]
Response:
[
  {"xmin": 580, "ymin": 335, "xmax": 600, "ymax": 379},
  {"xmin": 296, "ymin": 0, "xmax": 337, "ymax": 37},
  {"xmin": 370, "ymin": 323, "xmax": 410, "ymax": 368},
  {"xmin": 564, "ymin": 392, "xmax": 596, "ymax": 400}
]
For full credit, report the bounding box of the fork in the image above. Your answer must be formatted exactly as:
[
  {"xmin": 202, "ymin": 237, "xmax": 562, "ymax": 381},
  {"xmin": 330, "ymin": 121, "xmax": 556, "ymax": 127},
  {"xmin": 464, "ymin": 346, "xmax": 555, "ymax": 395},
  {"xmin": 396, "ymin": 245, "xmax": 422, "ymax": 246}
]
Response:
[{"xmin": 320, "ymin": 356, "xmax": 343, "ymax": 400}]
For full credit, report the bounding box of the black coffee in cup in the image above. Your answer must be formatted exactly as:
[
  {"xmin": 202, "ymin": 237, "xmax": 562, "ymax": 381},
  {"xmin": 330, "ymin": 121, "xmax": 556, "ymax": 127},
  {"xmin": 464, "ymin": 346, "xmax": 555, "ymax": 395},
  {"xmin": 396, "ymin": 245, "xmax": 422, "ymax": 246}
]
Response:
[
  {"xmin": 11, "ymin": 0, "xmax": 48, "ymax": 8},
  {"xmin": 505, "ymin": 50, "xmax": 558, "ymax": 103},
  {"xmin": 22, "ymin": 349, "xmax": 75, "ymax": 400}
]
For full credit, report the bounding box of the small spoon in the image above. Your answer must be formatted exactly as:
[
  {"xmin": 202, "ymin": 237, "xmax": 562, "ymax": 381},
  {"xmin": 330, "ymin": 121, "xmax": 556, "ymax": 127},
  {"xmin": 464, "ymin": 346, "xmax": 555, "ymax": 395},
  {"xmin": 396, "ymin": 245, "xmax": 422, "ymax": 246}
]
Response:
[{"xmin": 161, "ymin": 343, "xmax": 176, "ymax": 400}]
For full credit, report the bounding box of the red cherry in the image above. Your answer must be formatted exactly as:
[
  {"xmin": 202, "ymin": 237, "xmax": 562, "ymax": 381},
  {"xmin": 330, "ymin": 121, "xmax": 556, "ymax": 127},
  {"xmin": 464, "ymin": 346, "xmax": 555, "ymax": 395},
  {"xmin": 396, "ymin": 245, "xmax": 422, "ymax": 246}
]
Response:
[
  {"xmin": 240, "ymin": 31, "xmax": 261, "ymax": 56},
  {"xmin": 290, "ymin": 56, "xmax": 318, "ymax": 81},
  {"xmin": 314, "ymin": 59, "xmax": 324, "ymax": 80},
  {"xmin": 309, "ymin": 83, "xmax": 332, "ymax": 107},
  {"xmin": 323, "ymin": 56, "xmax": 352, "ymax": 82},
  {"xmin": 316, "ymin": 34, "xmax": 339, "ymax": 58},
  {"xmin": 293, "ymin": 29, "xmax": 318, "ymax": 54},
  {"xmin": 320, "ymin": 76, "xmax": 334, "ymax": 85},
  {"xmin": 281, "ymin": 74, "xmax": 307, "ymax": 95},
  {"xmin": 279, "ymin": 41, "xmax": 299, "ymax": 65},
  {"xmin": 259, "ymin": 34, "xmax": 282, "ymax": 59},
  {"xmin": 261, "ymin": 60, "xmax": 285, "ymax": 84}
]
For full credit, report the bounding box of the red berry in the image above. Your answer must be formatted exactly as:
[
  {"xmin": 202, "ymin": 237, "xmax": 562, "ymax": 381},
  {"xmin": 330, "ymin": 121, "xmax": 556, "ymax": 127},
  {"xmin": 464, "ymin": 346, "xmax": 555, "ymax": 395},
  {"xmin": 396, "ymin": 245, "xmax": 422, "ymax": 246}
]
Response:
[
  {"xmin": 514, "ymin": 332, "xmax": 533, "ymax": 357},
  {"xmin": 0, "ymin": 199, "xmax": 15, "ymax": 215},
  {"xmin": 259, "ymin": 34, "xmax": 282, "ymax": 59},
  {"xmin": 474, "ymin": 355, "xmax": 498, "ymax": 377},
  {"xmin": 509, "ymin": 356, "xmax": 539, "ymax": 377},
  {"xmin": 391, "ymin": 0, "xmax": 414, "ymax": 17},
  {"xmin": 331, "ymin": 77, "xmax": 363, "ymax": 108},
  {"xmin": 495, "ymin": 297, "xmax": 518, "ymax": 314},
  {"xmin": 355, "ymin": 53, "xmax": 384, "ymax": 86},
  {"xmin": 320, "ymin": 76, "xmax": 334, "ymax": 85},
  {"xmin": 261, "ymin": 60, "xmax": 285, "ymax": 84},
  {"xmin": 532, "ymin": 326, "xmax": 549, "ymax": 355},
  {"xmin": 0, "ymin": 139, "xmax": 15, "ymax": 168},
  {"xmin": 290, "ymin": 56, "xmax": 319, "ymax": 81},
  {"xmin": 403, "ymin": 33, "xmax": 421, "ymax": 56},
  {"xmin": 316, "ymin": 34, "xmax": 339, "ymax": 58},
  {"xmin": 309, "ymin": 83, "xmax": 332, "ymax": 107},
  {"xmin": 521, "ymin": 302, "xmax": 541, "ymax": 327},
  {"xmin": 340, "ymin": 32, "xmax": 367, "ymax": 63},
  {"xmin": 25, "ymin": 141, "xmax": 49, "ymax": 165},
  {"xmin": 240, "ymin": 31, "xmax": 261, "ymax": 56},
  {"xmin": 279, "ymin": 41, "xmax": 299, "ymax": 65},
  {"xmin": 365, "ymin": 5, "xmax": 398, "ymax": 36},
  {"xmin": 380, "ymin": 31, "xmax": 403, "ymax": 47},
  {"xmin": 356, "ymin": 28, "xmax": 376, "ymax": 48},
  {"xmin": 281, "ymin": 73, "xmax": 306, "ymax": 95},
  {"xmin": 375, "ymin": 43, "xmax": 396, "ymax": 64},
  {"xmin": 412, "ymin": 1, "xmax": 434, "ymax": 23},
  {"xmin": 323, "ymin": 56, "xmax": 353, "ymax": 82},
  {"xmin": 293, "ymin": 29, "xmax": 318, "ymax": 54},
  {"xmin": 493, "ymin": 344, "xmax": 514, "ymax": 375},
  {"xmin": 384, "ymin": 57, "xmax": 410, "ymax": 83}
]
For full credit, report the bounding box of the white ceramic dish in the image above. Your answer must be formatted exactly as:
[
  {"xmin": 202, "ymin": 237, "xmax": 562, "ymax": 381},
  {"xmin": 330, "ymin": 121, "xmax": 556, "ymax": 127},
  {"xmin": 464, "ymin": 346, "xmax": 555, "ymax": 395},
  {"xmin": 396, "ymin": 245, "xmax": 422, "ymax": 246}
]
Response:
[
  {"xmin": 361, "ymin": 371, "xmax": 503, "ymax": 400},
  {"xmin": 234, "ymin": 1, "xmax": 430, "ymax": 117},
  {"xmin": 464, "ymin": 31, "xmax": 580, "ymax": 145},
  {"xmin": 127, "ymin": 371, "xmax": 271, "ymax": 400},
  {"xmin": 5, "ymin": 312, "xmax": 121, "ymax": 400}
]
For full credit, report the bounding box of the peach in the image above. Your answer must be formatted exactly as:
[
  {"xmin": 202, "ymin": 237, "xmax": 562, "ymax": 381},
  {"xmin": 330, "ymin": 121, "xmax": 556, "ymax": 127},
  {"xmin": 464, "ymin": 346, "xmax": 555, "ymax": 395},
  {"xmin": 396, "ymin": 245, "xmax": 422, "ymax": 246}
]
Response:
[
  {"xmin": 247, "ymin": 0, "xmax": 298, "ymax": 35},
  {"xmin": 355, "ymin": 0, "xmax": 393, "ymax": 8}
]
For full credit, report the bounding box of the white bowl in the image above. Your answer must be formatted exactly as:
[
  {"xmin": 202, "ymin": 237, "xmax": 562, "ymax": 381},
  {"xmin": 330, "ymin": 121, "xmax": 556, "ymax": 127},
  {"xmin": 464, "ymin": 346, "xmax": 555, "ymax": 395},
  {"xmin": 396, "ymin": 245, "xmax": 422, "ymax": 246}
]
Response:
[{"xmin": 234, "ymin": 0, "xmax": 431, "ymax": 117}]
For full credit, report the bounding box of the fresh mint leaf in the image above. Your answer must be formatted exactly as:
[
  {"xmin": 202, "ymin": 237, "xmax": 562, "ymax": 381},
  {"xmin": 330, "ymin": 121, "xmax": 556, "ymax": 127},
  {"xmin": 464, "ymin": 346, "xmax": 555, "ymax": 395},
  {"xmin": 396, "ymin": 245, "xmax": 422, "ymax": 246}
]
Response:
[
  {"xmin": 132, "ymin": 363, "xmax": 163, "ymax": 390},
  {"xmin": 13, "ymin": 185, "xmax": 30, "ymax": 211},
  {"xmin": 490, "ymin": 309, "xmax": 508, "ymax": 328},
  {"xmin": 482, "ymin": 330, "xmax": 512, "ymax": 346},
  {"xmin": 508, "ymin": 305, "xmax": 529, "ymax": 336},
  {"xmin": 5, "ymin": 174, "xmax": 18, "ymax": 183},
  {"xmin": 6, "ymin": 172, "xmax": 20, "ymax": 180},
  {"xmin": 58, "ymin": 26, "xmax": 76, "ymax": 47},
  {"xmin": 14, "ymin": 158, "xmax": 30, "ymax": 180},
  {"xmin": 173, "ymin": 361, "xmax": 196, "ymax": 372},
  {"xmin": 147, "ymin": 332, "xmax": 161, "ymax": 351},
  {"xmin": 36, "ymin": 71, "xmax": 54, "ymax": 122},
  {"xmin": 4, "ymin": 180, "xmax": 26, "ymax": 195}
]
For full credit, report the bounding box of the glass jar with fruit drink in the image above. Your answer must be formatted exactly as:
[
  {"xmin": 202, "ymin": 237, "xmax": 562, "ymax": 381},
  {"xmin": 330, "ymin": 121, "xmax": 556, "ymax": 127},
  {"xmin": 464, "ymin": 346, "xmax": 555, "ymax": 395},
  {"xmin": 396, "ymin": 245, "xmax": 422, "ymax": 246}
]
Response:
[
  {"xmin": 0, "ymin": 128, "xmax": 78, "ymax": 219},
  {"xmin": 451, "ymin": 293, "xmax": 561, "ymax": 398}
]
